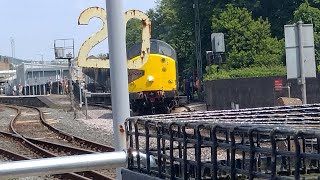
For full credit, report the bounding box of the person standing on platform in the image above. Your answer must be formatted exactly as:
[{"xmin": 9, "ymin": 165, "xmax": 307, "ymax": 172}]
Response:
[
  {"xmin": 195, "ymin": 77, "xmax": 200, "ymax": 96},
  {"xmin": 49, "ymin": 78, "xmax": 53, "ymax": 95},
  {"xmin": 18, "ymin": 84, "xmax": 23, "ymax": 96},
  {"xmin": 65, "ymin": 78, "xmax": 69, "ymax": 95},
  {"xmin": 12, "ymin": 85, "xmax": 17, "ymax": 96},
  {"xmin": 46, "ymin": 80, "xmax": 51, "ymax": 95},
  {"xmin": 184, "ymin": 76, "xmax": 193, "ymax": 104},
  {"xmin": 58, "ymin": 80, "xmax": 62, "ymax": 95}
]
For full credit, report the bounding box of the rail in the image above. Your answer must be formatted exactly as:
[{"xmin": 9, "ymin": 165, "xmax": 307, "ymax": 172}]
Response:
[
  {"xmin": 5, "ymin": 105, "xmax": 115, "ymax": 179},
  {"xmin": 1, "ymin": 104, "xmax": 157, "ymax": 179}
]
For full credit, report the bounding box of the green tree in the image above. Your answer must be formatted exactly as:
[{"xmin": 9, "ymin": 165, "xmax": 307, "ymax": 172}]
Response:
[
  {"xmin": 212, "ymin": 5, "xmax": 284, "ymax": 69},
  {"xmin": 147, "ymin": 0, "xmax": 195, "ymax": 79},
  {"xmin": 126, "ymin": 19, "xmax": 142, "ymax": 49},
  {"xmin": 293, "ymin": 2, "xmax": 320, "ymax": 62},
  {"xmin": 147, "ymin": 0, "xmax": 307, "ymax": 78}
]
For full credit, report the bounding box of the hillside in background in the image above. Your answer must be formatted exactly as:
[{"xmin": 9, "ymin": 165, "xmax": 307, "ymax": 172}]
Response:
[{"xmin": 0, "ymin": 55, "xmax": 29, "ymax": 65}]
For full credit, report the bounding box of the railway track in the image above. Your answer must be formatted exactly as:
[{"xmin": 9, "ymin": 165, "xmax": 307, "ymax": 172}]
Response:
[
  {"xmin": 1, "ymin": 105, "xmax": 116, "ymax": 179},
  {"xmin": 12, "ymin": 106, "xmax": 114, "ymax": 152}
]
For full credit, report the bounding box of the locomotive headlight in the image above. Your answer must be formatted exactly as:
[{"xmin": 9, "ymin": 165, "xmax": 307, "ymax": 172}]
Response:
[{"xmin": 147, "ymin": 76, "xmax": 154, "ymax": 82}]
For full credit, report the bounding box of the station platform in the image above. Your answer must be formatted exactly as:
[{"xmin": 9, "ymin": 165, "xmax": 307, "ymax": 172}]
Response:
[
  {"xmin": 37, "ymin": 95, "xmax": 72, "ymax": 109},
  {"xmin": 0, "ymin": 94, "xmax": 72, "ymax": 109}
]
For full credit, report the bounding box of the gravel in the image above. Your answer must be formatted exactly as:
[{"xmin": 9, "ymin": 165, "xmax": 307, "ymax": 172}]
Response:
[
  {"xmin": 41, "ymin": 106, "xmax": 115, "ymax": 147},
  {"xmin": 39, "ymin": 106, "xmax": 192, "ymax": 148},
  {"xmin": 0, "ymin": 105, "xmax": 16, "ymax": 132},
  {"xmin": 0, "ymin": 103, "xmax": 206, "ymax": 179},
  {"xmin": 40, "ymin": 106, "xmax": 117, "ymax": 178}
]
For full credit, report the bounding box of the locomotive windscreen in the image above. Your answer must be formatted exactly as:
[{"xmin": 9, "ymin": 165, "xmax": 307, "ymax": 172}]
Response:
[{"xmin": 127, "ymin": 39, "xmax": 177, "ymax": 61}]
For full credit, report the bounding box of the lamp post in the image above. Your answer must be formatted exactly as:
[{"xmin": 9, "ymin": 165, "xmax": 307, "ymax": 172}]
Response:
[
  {"xmin": 10, "ymin": 37, "xmax": 15, "ymax": 71},
  {"xmin": 10, "ymin": 37, "xmax": 16, "ymax": 94},
  {"xmin": 31, "ymin": 60, "xmax": 34, "ymax": 95},
  {"xmin": 36, "ymin": 54, "xmax": 45, "ymax": 95}
]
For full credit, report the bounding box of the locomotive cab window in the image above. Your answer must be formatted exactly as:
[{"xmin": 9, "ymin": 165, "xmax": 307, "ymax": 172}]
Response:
[{"xmin": 127, "ymin": 39, "xmax": 177, "ymax": 61}]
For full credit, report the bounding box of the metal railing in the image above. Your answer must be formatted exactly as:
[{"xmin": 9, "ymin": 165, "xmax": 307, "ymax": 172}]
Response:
[
  {"xmin": 0, "ymin": 150, "xmax": 156, "ymax": 179},
  {"xmin": 126, "ymin": 103, "xmax": 320, "ymax": 179}
]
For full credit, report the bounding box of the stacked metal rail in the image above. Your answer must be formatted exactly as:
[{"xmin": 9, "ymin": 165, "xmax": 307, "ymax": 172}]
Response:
[{"xmin": 126, "ymin": 104, "xmax": 320, "ymax": 179}]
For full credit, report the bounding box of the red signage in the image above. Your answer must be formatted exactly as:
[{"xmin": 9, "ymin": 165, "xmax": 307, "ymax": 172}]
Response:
[{"xmin": 274, "ymin": 79, "xmax": 283, "ymax": 91}]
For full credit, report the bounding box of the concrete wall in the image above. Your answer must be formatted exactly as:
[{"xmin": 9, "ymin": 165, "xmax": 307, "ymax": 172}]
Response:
[
  {"xmin": 205, "ymin": 74, "xmax": 320, "ymax": 110},
  {"xmin": 15, "ymin": 63, "xmax": 70, "ymax": 87}
]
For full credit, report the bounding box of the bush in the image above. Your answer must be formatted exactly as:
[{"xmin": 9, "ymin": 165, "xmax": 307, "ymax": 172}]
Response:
[
  {"xmin": 212, "ymin": 5, "xmax": 284, "ymax": 69},
  {"xmin": 204, "ymin": 65, "xmax": 286, "ymax": 80}
]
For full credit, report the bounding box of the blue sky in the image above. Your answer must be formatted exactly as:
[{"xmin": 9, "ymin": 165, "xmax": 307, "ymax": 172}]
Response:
[{"xmin": 0, "ymin": 0, "xmax": 156, "ymax": 61}]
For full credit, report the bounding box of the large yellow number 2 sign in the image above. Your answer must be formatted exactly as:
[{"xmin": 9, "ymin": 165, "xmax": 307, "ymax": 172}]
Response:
[{"xmin": 77, "ymin": 7, "xmax": 151, "ymax": 69}]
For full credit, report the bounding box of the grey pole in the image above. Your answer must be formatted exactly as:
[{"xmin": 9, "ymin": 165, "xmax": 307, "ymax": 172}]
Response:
[
  {"xmin": 0, "ymin": 150, "xmax": 156, "ymax": 179},
  {"xmin": 28, "ymin": 75, "xmax": 30, "ymax": 95},
  {"xmin": 37, "ymin": 54, "xmax": 45, "ymax": 95},
  {"xmin": 31, "ymin": 61, "xmax": 34, "ymax": 95},
  {"xmin": 24, "ymin": 81, "xmax": 26, "ymax": 96},
  {"xmin": 79, "ymin": 85, "xmax": 83, "ymax": 108},
  {"xmin": 297, "ymin": 21, "xmax": 307, "ymax": 104},
  {"xmin": 106, "ymin": 0, "xmax": 131, "ymax": 179},
  {"xmin": 56, "ymin": 69, "xmax": 59, "ymax": 94},
  {"xmin": 61, "ymin": 68, "xmax": 63, "ymax": 94},
  {"xmin": 84, "ymin": 91, "xmax": 88, "ymax": 120},
  {"xmin": 0, "ymin": 151, "xmax": 127, "ymax": 179},
  {"xmin": 68, "ymin": 58, "xmax": 75, "ymax": 111},
  {"xmin": 41, "ymin": 55, "xmax": 45, "ymax": 95},
  {"xmin": 35, "ymin": 80, "xmax": 38, "ymax": 95},
  {"xmin": 38, "ymin": 72, "xmax": 41, "ymax": 95},
  {"xmin": 10, "ymin": 37, "xmax": 15, "ymax": 71}
]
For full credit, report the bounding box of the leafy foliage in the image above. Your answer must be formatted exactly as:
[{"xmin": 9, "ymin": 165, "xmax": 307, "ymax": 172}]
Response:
[
  {"xmin": 140, "ymin": 0, "xmax": 320, "ymax": 80},
  {"xmin": 293, "ymin": 2, "xmax": 320, "ymax": 62},
  {"xmin": 204, "ymin": 65, "xmax": 286, "ymax": 80},
  {"xmin": 126, "ymin": 19, "xmax": 142, "ymax": 49},
  {"xmin": 212, "ymin": 5, "xmax": 284, "ymax": 69},
  {"xmin": 147, "ymin": 0, "xmax": 196, "ymax": 79}
]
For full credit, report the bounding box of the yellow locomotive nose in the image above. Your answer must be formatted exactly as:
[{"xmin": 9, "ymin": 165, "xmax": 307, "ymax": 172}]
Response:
[{"xmin": 128, "ymin": 39, "xmax": 177, "ymax": 115}]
